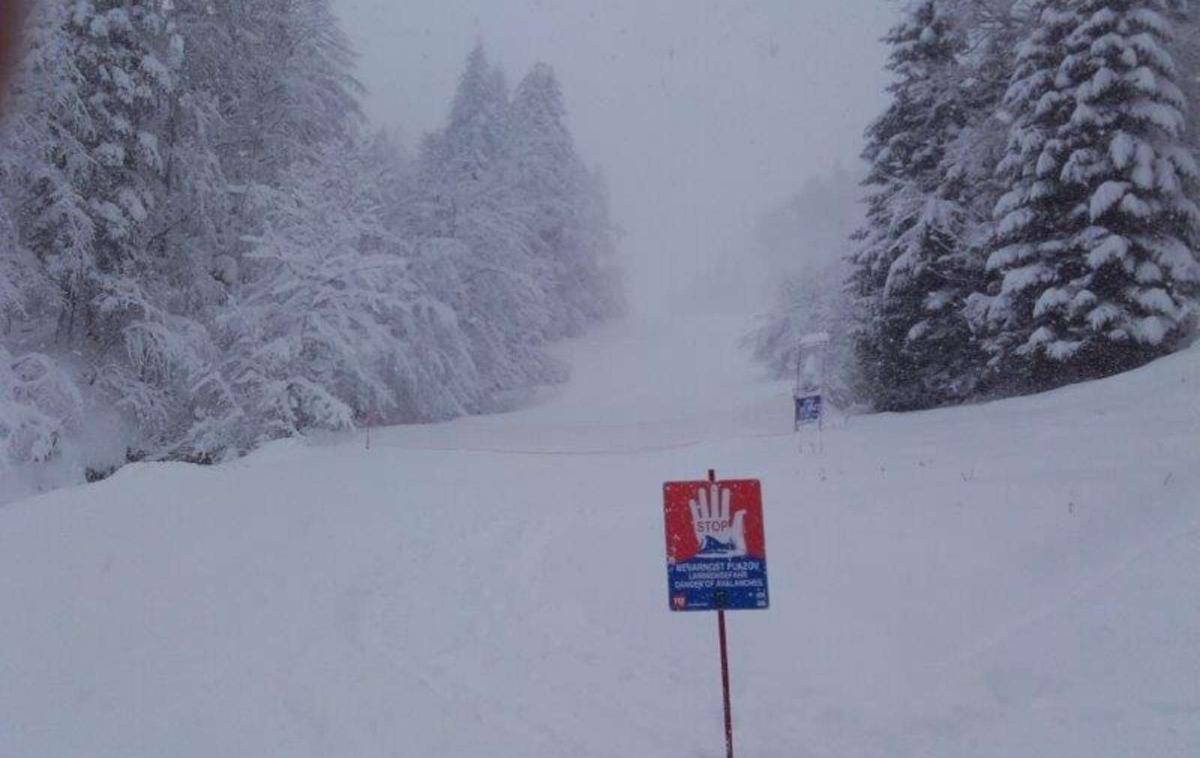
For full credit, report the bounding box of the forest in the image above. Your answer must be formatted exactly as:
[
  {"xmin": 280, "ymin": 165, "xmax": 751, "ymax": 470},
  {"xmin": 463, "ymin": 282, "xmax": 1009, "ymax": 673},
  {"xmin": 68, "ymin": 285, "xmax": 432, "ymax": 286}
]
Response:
[
  {"xmin": 751, "ymin": 0, "xmax": 1200, "ymax": 411},
  {"xmin": 0, "ymin": 2, "xmax": 622, "ymax": 473}
]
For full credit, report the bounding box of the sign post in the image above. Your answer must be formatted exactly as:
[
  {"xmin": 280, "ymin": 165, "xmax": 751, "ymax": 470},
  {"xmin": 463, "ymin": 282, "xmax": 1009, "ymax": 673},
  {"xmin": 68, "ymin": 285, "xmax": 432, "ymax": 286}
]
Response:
[
  {"xmin": 794, "ymin": 332, "xmax": 829, "ymax": 433},
  {"xmin": 663, "ymin": 470, "xmax": 769, "ymax": 758},
  {"xmin": 718, "ymin": 590, "xmax": 733, "ymax": 758}
]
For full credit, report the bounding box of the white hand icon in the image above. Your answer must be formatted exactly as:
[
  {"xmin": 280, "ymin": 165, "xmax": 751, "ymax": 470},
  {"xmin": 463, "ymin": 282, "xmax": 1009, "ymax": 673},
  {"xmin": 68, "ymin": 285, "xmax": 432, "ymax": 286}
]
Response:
[{"xmin": 688, "ymin": 483, "xmax": 747, "ymax": 558}]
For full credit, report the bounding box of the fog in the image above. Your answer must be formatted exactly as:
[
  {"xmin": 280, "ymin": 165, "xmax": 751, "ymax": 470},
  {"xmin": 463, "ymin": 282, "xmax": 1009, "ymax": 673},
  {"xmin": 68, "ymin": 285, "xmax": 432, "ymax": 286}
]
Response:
[{"xmin": 336, "ymin": 0, "xmax": 896, "ymax": 314}]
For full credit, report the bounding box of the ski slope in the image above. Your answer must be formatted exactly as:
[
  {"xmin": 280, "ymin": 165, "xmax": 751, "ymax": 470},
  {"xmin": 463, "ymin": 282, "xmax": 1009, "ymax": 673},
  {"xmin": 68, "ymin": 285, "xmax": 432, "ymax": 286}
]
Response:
[{"xmin": 2, "ymin": 313, "xmax": 1199, "ymax": 757}]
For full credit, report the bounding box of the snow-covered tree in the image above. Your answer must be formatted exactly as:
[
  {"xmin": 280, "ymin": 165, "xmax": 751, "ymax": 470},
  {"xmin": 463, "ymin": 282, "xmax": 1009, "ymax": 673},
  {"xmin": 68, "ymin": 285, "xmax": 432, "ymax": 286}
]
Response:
[
  {"xmin": 180, "ymin": 0, "xmax": 362, "ymax": 187},
  {"xmin": 848, "ymin": 0, "xmax": 980, "ymax": 411},
  {"xmin": 6, "ymin": 1, "xmax": 95, "ymax": 343},
  {"xmin": 0, "ymin": 16, "xmax": 623, "ymax": 471},
  {"xmin": 977, "ymin": 0, "xmax": 1200, "ymax": 389},
  {"xmin": 507, "ymin": 62, "xmax": 622, "ymax": 337},
  {"xmin": 0, "ymin": 0, "xmax": 215, "ymax": 454},
  {"xmin": 414, "ymin": 45, "xmax": 567, "ymax": 395},
  {"xmin": 507, "ymin": 63, "xmax": 583, "ymax": 337},
  {"xmin": 0, "ymin": 345, "xmax": 82, "ymax": 468},
  {"xmin": 420, "ymin": 43, "xmax": 511, "ymax": 232},
  {"xmin": 207, "ymin": 139, "xmax": 480, "ymax": 453}
]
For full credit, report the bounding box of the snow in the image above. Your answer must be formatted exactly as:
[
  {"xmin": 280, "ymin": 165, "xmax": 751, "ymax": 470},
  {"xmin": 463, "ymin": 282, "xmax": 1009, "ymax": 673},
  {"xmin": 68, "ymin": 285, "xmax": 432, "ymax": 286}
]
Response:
[
  {"xmin": 1131, "ymin": 314, "xmax": 1170, "ymax": 346},
  {"xmin": 1130, "ymin": 99, "xmax": 1184, "ymax": 136},
  {"xmin": 1135, "ymin": 259, "xmax": 1164, "ymax": 284},
  {"xmin": 1109, "ymin": 131, "xmax": 1135, "ymax": 169},
  {"xmin": 1089, "ymin": 180, "xmax": 1129, "ymax": 220},
  {"xmin": 1136, "ymin": 287, "xmax": 1179, "ymax": 318},
  {"xmin": 1000, "ymin": 261, "xmax": 1050, "ymax": 294},
  {"xmin": 2, "ymin": 313, "xmax": 1199, "ymax": 757},
  {"xmin": 1087, "ymin": 302, "xmax": 1124, "ymax": 329},
  {"xmin": 1119, "ymin": 190, "xmax": 1152, "ymax": 219},
  {"xmin": 1033, "ymin": 286, "xmax": 1070, "ymax": 318},
  {"xmin": 1086, "ymin": 233, "xmax": 1130, "ymax": 269}
]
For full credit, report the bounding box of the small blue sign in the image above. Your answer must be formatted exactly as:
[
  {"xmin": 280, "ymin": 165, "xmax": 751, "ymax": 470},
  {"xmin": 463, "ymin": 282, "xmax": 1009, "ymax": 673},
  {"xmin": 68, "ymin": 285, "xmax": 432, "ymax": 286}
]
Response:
[{"xmin": 795, "ymin": 394, "xmax": 823, "ymax": 426}]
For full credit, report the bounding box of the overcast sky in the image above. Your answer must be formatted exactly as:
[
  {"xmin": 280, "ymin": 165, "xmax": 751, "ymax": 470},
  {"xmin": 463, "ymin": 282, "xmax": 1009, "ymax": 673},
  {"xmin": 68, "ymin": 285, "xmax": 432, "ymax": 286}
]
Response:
[{"xmin": 335, "ymin": 0, "xmax": 896, "ymax": 311}]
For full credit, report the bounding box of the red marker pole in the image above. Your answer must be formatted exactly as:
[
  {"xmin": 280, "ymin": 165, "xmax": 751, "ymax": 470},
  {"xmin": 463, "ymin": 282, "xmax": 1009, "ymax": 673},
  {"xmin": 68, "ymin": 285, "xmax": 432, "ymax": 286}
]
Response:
[{"xmin": 709, "ymin": 468, "xmax": 735, "ymax": 758}]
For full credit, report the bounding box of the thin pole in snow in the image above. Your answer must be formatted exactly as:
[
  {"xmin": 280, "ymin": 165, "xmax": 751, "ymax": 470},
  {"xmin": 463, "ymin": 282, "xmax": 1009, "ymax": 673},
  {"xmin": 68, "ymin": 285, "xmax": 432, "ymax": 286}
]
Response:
[
  {"xmin": 709, "ymin": 467, "xmax": 735, "ymax": 758},
  {"xmin": 718, "ymin": 607, "xmax": 734, "ymax": 758},
  {"xmin": 794, "ymin": 343, "xmax": 802, "ymax": 433}
]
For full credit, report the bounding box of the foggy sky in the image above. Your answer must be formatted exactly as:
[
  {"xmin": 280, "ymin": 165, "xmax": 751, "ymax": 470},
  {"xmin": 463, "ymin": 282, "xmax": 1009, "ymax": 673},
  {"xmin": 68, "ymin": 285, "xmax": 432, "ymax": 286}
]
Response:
[{"xmin": 335, "ymin": 0, "xmax": 896, "ymax": 312}]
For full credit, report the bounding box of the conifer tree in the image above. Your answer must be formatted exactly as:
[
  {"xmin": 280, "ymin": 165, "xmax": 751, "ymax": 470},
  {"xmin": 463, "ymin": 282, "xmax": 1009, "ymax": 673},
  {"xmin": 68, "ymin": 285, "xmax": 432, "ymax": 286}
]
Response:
[
  {"xmin": 980, "ymin": 0, "xmax": 1200, "ymax": 388},
  {"xmin": 508, "ymin": 63, "xmax": 578, "ymax": 336},
  {"xmin": 16, "ymin": 0, "xmax": 226, "ymax": 450},
  {"xmin": 848, "ymin": 0, "xmax": 976, "ymax": 410},
  {"xmin": 507, "ymin": 63, "xmax": 621, "ymax": 336},
  {"xmin": 416, "ymin": 45, "xmax": 564, "ymax": 396}
]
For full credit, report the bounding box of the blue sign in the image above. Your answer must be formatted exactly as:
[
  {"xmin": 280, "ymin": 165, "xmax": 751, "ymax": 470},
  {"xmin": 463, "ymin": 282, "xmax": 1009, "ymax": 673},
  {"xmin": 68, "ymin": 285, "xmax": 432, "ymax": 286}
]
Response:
[
  {"xmin": 664, "ymin": 480, "xmax": 769, "ymax": 612},
  {"xmin": 795, "ymin": 394, "xmax": 823, "ymax": 426}
]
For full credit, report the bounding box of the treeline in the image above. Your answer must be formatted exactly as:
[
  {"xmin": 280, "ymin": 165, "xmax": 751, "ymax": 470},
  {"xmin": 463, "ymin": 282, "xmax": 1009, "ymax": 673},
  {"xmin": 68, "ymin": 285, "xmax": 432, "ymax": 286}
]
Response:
[
  {"xmin": 757, "ymin": 0, "xmax": 1200, "ymax": 411},
  {"xmin": 0, "ymin": 2, "xmax": 621, "ymax": 472}
]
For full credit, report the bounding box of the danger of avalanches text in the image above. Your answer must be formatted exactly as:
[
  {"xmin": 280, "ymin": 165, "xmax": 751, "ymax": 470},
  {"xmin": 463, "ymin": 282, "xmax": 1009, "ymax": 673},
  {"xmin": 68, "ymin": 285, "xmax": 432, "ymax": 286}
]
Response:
[{"xmin": 670, "ymin": 560, "xmax": 765, "ymax": 590}]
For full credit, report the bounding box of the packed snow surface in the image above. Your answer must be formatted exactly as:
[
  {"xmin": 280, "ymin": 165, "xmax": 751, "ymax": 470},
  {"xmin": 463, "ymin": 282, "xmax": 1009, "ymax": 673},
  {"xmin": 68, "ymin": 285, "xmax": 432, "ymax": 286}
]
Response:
[{"xmin": 2, "ymin": 314, "xmax": 1199, "ymax": 757}]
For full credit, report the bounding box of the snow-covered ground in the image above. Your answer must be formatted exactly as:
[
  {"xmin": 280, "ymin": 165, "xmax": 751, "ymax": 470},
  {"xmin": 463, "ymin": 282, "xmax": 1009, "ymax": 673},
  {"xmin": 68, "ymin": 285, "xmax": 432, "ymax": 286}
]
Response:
[{"xmin": 2, "ymin": 314, "xmax": 1198, "ymax": 757}]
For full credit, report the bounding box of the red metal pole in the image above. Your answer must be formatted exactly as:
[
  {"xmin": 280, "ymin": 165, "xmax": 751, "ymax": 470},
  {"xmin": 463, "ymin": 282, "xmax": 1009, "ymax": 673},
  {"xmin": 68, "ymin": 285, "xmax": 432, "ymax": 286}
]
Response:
[
  {"xmin": 708, "ymin": 468, "xmax": 734, "ymax": 758},
  {"xmin": 718, "ymin": 609, "xmax": 734, "ymax": 758}
]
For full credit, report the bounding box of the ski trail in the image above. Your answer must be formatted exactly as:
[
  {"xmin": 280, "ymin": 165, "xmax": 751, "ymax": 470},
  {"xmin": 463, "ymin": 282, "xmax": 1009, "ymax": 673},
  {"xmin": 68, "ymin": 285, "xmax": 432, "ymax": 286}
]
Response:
[{"xmin": 1, "ymin": 318, "xmax": 1198, "ymax": 758}]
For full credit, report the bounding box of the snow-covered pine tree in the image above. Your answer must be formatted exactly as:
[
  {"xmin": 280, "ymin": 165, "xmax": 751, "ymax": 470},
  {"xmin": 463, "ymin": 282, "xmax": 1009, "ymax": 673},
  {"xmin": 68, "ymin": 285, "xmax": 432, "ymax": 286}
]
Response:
[
  {"xmin": 0, "ymin": 166, "xmax": 74, "ymax": 465},
  {"xmin": 0, "ymin": 2, "xmax": 92, "ymax": 469},
  {"xmin": 8, "ymin": 1, "xmax": 96, "ymax": 343},
  {"xmin": 183, "ymin": 0, "xmax": 363, "ymax": 187},
  {"xmin": 58, "ymin": 0, "xmax": 178, "ymax": 326},
  {"xmin": 0, "ymin": 0, "xmax": 218, "ymax": 455},
  {"xmin": 979, "ymin": 0, "xmax": 1200, "ymax": 390},
  {"xmin": 169, "ymin": 0, "xmax": 376, "ymax": 457},
  {"xmin": 848, "ymin": 0, "xmax": 979, "ymax": 411},
  {"xmin": 506, "ymin": 62, "xmax": 622, "ymax": 337},
  {"xmin": 507, "ymin": 63, "xmax": 583, "ymax": 338},
  {"xmin": 926, "ymin": 0, "xmax": 1035, "ymax": 399},
  {"xmin": 415, "ymin": 44, "xmax": 565, "ymax": 398},
  {"xmin": 169, "ymin": 0, "xmax": 365, "ymax": 322},
  {"xmin": 420, "ymin": 43, "xmax": 510, "ymax": 232}
]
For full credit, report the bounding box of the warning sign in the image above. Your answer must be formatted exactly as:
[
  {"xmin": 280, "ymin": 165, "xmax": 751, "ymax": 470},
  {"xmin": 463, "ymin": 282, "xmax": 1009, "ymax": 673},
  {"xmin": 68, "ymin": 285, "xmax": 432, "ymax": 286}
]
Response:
[{"xmin": 663, "ymin": 479, "xmax": 769, "ymax": 612}]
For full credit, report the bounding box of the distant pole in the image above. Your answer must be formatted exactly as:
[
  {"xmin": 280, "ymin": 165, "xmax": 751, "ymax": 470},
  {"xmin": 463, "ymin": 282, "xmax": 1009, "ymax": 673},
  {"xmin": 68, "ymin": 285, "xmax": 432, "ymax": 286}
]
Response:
[
  {"xmin": 794, "ymin": 342, "xmax": 802, "ymax": 396},
  {"xmin": 794, "ymin": 343, "xmax": 802, "ymax": 432},
  {"xmin": 709, "ymin": 468, "xmax": 735, "ymax": 758}
]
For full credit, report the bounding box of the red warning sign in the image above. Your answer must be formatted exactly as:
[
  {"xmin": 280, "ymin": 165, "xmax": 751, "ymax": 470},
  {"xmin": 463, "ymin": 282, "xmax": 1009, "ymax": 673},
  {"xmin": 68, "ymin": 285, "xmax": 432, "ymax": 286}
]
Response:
[{"xmin": 663, "ymin": 479, "xmax": 769, "ymax": 611}]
